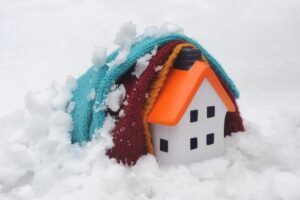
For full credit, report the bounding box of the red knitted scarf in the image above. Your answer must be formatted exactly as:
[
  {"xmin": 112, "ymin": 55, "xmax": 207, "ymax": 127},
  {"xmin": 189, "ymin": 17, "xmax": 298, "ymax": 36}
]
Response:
[
  {"xmin": 107, "ymin": 40, "xmax": 185, "ymax": 165},
  {"xmin": 107, "ymin": 41, "xmax": 244, "ymax": 165}
]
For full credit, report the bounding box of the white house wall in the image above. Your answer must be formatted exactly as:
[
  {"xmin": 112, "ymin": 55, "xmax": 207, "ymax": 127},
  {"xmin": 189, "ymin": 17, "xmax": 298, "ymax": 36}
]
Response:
[{"xmin": 151, "ymin": 79, "xmax": 228, "ymax": 165}]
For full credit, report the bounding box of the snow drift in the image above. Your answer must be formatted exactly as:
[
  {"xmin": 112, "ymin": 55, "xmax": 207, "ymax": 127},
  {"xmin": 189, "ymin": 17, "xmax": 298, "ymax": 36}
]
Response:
[
  {"xmin": 1, "ymin": 79, "xmax": 299, "ymax": 200},
  {"xmin": 1, "ymin": 0, "xmax": 300, "ymax": 199}
]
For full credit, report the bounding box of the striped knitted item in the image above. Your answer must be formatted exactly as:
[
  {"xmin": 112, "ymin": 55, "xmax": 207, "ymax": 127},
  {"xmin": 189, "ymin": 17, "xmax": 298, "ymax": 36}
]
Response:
[
  {"xmin": 107, "ymin": 40, "xmax": 184, "ymax": 165},
  {"xmin": 69, "ymin": 33, "xmax": 245, "ymax": 165},
  {"xmin": 70, "ymin": 33, "xmax": 240, "ymax": 144},
  {"xmin": 107, "ymin": 42, "xmax": 244, "ymax": 165},
  {"xmin": 141, "ymin": 44, "xmax": 244, "ymax": 156},
  {"xmin": 199, "ymin": 54, "xmax": 245, "ymax": 136},
  {"xmin": 221, "ymin": 80, "xmax": 245, "ymax": 136}
]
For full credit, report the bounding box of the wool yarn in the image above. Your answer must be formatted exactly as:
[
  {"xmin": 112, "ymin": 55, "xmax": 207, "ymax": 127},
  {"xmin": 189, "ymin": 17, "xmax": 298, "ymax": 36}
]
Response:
[
  {"xmin": 106, "ymin": 41, "xmax": 244, "ymax": 164},
  {"xmin": 143, "ymin": 43, "xmax": 195, "ymax": 154},
  {"xmin": 69, "ymin": 33, "xmax": 245, "ymax": 165},
  {"xmin": 200, "ymin": 52, "xmax": 245, "ymax": 136},
  {"xmin": 70, "ymin": 33, "xmax": 240, "ymax": 144},
  {"xmin": 142, "ymin": 44, "xmax": 245, "ymax": 155},
  {"xmin": 107, "ymin": 40, "xmax": 184, "ymax": 165}
]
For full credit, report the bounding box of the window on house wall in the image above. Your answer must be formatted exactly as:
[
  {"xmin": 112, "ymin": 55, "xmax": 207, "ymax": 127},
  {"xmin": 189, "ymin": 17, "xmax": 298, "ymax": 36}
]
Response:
[
  {"xmin": 207, "ymin": 106, "xmax": 215, "ymax": 118},
  {"xmin": 206, "ymin": 133, "xmax": 214, "ymax": 145},
  {"xmin": 160, "ymin": 139, "xmax": 168, "ymax": 152},
  {"xmin": 190, "ymin": 137, "xmax": 198, "ymax": 150},
  {"xmin": 190, "ymin": 110, "xmax": 198, "ymax": 122}
]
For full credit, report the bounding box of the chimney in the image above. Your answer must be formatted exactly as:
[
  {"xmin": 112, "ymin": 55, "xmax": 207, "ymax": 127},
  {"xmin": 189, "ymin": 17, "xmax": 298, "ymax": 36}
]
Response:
[{"xmin": 174, "ymin": 48, "xmax": 202, "ymax": 70}]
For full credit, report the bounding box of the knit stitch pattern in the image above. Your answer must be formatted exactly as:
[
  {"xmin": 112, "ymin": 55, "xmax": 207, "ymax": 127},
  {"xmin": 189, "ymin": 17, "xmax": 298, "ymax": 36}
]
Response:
[
  {"xmin": 143, "ymin": 43, "xmax": 195, "ymax": 154},
  {"xmin": 107, "ymin": 41, "xmax": 184, "ymax": 165},
  {"xmin": 70, "ymin": 33, "xmax": 240, "ymax": 144},
  {"xmin": 200, "ymin": 52, "xmax": 245, "ymax": 136}
]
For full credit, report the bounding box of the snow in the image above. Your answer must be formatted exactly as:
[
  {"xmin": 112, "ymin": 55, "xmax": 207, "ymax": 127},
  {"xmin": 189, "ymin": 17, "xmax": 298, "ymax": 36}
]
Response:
[
  {"xmin": 66, "ymin": 101, "xmax": 75, "ymax": 113},
  {"xmin": 113, "ymin": 22, "xmax": 137, "ymax": 50},
  {"xmin": 94, "ymin": 114, "xmax": 115, "ymax": 147},
  {"xmin": 87, "ymin": 88, "xmax": 96, "ymax": 101},
  {"xmin": 106, "ymin": 49, "xmax": 128, "ymax": 68},
  {"xmin": 107, "ymin": 22, "xmax": 137, "ymax": 68},
  {"xmin": 65, "ymin": 76, "xmax": 77, "ymax": 91},
  {"xmin": 132, "ymin": 47, "xmax": 157, "ymax": 78},
  {"xmin": 91, "ymin": 46, "xmax": 107, "ymax": 68},
  {"xmin": 1, "ymin": 0, "xmax": 300, "ymax": 199},
  {"xmin": 105, "ymin": 84, "xmax": 126, "ymax": 112},
  {"xmin": 140, "ymin": 23, "xmax": 184, "ymax": 39},
  {"xmin": 154, "ymin": 65, "xmax": 163, "ymax": 72}
]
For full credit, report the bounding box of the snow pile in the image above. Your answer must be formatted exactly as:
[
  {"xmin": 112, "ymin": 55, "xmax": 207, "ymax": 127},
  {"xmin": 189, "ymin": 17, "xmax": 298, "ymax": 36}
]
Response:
[
  {"xmin": 113, "ymin": 22, "xmax": 137, "ymax": 49},
  {"xmin": 140, "ymin": 23, "xmax": 183, "ymax": 39},
  {"xmin": 107, "ymin": 22, "xmax": 181, "ymax": 70},
  {"xmin": 87, "ymin": 88, "xmax": 96, "ymax": 101},
  {"xmin": 92, "ymin": 46, "xmax": 107, "ymax": 69},
  {"xmin": 1, "ymin": 0, "xmax": 300, "ymax": 198},
  {"xmin": 1, "ymin": 38, "xmax": 300, "ymax": 200},
  {"xmin": 107, "ymin": 22, "xmax": 137, "ymax": 68},
  {"xmin": 105, "ymin": 84, "xmax": 126, "ymax": 112},
  {"xmin": 132, "ymin": 47, "xmax": 157, "ymax": 78},
  {"xmin": 1, "ymin": 87, "xmax": 300, "ymax": 200}
]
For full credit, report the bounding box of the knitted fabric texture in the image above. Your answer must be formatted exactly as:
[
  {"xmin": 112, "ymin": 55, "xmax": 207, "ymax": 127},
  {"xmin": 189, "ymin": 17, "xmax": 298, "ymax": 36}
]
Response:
[
  {"xmin": 142, "ymin": 44, "xmax": 245, "ymax": 155},
  {"xmin": 107, "ymin": 40, "xmax": 184, "ymax": 165},
  {"xmin": 70, "ymin": 33, "xmax": 240, "ymax": 144},
  {"xmin": 200, "ymin": 52, "xmax": 245, "ymax": 136},
  {"xmin": 143, "ymin": 43, "xmax": 195, "ymax": 154},
  {"xmin": 221, "ymin": 79, "xmax": 245, "ymax": 136}
]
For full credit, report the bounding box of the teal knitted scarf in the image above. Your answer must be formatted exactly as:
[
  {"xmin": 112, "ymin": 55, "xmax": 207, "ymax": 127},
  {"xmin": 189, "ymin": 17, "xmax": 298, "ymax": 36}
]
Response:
[{"xmin": 70, "ymin": 33, "xmax": 239, "ymax": 143}]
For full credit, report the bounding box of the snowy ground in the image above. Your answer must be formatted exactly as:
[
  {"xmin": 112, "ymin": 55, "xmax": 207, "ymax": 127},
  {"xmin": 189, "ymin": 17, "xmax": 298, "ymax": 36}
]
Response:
[{"xmin": 1, "ymin": 0, "xmax": 300, "ymax": 199}]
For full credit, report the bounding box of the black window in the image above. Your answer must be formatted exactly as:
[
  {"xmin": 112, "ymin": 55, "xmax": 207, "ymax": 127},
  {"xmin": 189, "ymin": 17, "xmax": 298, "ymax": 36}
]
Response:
[
  {"xmin": 160, "ymin": 139, "xmax": 168, "ymax": 152},
  {"xmin": 190, "ymin": 110, "xmax": 198, "ymax": 122},
  {"xmin": 207, "ymin": 106, "xmax": 215, "ymax": 118},
  {"xmin": 206, "ymin": 133, "xmax": 214, "ymax": 145},
  {"xmin": 190, "ymin": 137, "xmax": 198, "ymax": 150}
]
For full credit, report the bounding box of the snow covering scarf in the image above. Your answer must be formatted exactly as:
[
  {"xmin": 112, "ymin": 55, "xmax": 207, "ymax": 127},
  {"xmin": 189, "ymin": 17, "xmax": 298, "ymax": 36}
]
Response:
[{"xmin": 69, "ymin": 33, "xmax": 244, "ymax": 165}]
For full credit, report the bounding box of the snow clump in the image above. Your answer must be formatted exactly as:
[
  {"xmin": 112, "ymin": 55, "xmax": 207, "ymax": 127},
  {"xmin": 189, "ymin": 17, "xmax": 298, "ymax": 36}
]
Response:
[
  {"xmin": 92, "ymin": 46, "xmax": 107, "ymax": 70},
  {"xmin": 105, "ymin": 84, "xmax": 126, "ymax": 112},
  {"xmin": 107, "ymin": 22, "xmax": 137, "ymax": 69},
  {"xmin": 132, "ymin": 47, "xmax": 157, "ymax": 78}
]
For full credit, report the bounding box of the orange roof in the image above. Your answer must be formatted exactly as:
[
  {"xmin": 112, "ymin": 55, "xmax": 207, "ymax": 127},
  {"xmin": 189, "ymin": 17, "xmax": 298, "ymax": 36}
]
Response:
[{"xmin": 147, "ymin": 61, "xmax": 235, "ymax": 126}]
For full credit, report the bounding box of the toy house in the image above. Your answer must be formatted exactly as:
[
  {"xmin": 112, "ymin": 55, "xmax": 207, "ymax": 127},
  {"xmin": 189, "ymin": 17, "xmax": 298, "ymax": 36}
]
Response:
[{"xmin": 147, "ymin": 48, "xmax": 236, "ymax": 165}]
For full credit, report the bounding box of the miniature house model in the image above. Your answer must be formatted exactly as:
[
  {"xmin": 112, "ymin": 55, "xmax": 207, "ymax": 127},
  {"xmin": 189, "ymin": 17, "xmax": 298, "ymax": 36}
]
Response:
[{"xmin": 147, "ymin": 48, "xmax": 235, "ymax": 165}]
